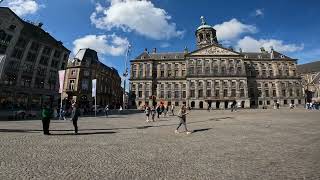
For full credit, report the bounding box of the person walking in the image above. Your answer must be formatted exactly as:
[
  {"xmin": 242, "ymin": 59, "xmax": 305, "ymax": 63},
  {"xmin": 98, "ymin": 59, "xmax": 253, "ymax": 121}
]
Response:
[
  {"xmin": 41, "ymin": 103, "xmax": 53, "ymax": 135},
  {"xmin": 156, "ymin": 105, "xmax": 161, "ymax": 119},
  {"xmin": 171, "ymin": 104, "xmax": 175, "ymax": 116},
  {"xmin": 175, "ymin": 105, "xmax": 192, "ymax": 134},
  {"xmin": 145, "ymin": 106, "xmax": 151, "ymax": 122},
  {"xmin": 231, "ymin": 100, "xmax": 237, "ymax": 112},
  {"xmin": 151, "ymin": 106, "xmax": 156, "ymax": 122},
  {"xmin": 105, "ymin": 105, "xmax": 109, "ymax": 118},
  {"xmin": 71, "ymin": 103, "xmax": 80, "ymax": 134},
  {"xmin": 59, "ymin": 107, "xmax": 67, "ymax": 120}
]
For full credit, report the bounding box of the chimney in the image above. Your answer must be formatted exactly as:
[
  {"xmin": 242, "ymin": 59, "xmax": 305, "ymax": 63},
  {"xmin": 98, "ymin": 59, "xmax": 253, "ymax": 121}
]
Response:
[
  {"xmin": 144, "ymin": 48, "xmax": 148, "ymax": 53},
  {"xmin": 153, "ymin": 48, "xmax": 157, "ymax": 53},
  {"xmin": 38, "ymin": 22, "xmax": 43, "ymax": 28}
]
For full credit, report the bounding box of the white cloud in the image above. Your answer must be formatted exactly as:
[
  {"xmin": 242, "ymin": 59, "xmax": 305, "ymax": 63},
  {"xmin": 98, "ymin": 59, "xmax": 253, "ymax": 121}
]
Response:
[
  {"xmin": 255, "ymin": 9, "xmax": 264, "ymax": 16},
  {"xmin": 4, "ymin": 0, "xmax": 43, "ymax": 17},
  {"xmin": 213, "ymin": 18, "xmax": 257, "ymax": 41},
  {"xmin": 160, "ymin": 42, "xmax": 170, "ymax": 48},
  {"xmin": 90, "ymin": 0, "xmax": 184, "ymax": 40},
  {"xmin": 72, "ymin": 34, "xmax": 129, "ymax": 56},
  {"xmin": 237, "ymin": 36, "xmax": 304, "ymax": 52}
]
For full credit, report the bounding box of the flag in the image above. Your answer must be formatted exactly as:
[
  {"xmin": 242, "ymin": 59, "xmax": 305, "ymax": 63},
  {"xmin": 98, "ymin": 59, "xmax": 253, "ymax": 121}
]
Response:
[
  {"xmin": 58, "ymin": 70, "xmax": 65, "ymax": 93},
  {"xmin": 92, "ymin": 79, "xmax": 97, "ymax": 97}
]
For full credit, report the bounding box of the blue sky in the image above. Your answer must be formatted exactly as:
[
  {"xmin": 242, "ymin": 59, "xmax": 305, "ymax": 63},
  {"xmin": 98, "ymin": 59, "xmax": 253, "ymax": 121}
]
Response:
[{"xmin": 2, "ymin": 0, "xmax": 320, "ymax": 77}]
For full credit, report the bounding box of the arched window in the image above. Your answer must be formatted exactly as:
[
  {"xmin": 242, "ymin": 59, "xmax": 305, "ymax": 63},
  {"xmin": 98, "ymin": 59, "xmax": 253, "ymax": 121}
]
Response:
[{"xmin": 199, "ymin": 33, "xmax": 203, "ymax": 41}]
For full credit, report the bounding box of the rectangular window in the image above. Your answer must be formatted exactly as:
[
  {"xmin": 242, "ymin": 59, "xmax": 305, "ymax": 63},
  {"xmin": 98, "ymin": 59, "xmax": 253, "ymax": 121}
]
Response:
[
  {"xmin": 223, "ymin": 89, "xmax": 228, "ymax": 97},
  {"xmin": 160, "ymin": 91, "xmax": 164, "ymax": 98},
  {"xmin": 160, "ymin": 71, "xmax": 164, "ymax": 77},
  {"xmin": 240, "ymin": 89, "xmax": 245, "ymax": 97},
  {"xmin": 167, "ymin": 92, "xmax": 171, "ymax": 98},
  {"xmin": 206, "ymin": 90, "xmax": 211, "ymax": 97},
  {"xmin": 198, "ymin": 89, "xmax": 203, "ymax": 97},
  {"xmin": 273, "ymin": 90, "xmax": 277, "ymax": 97},
  {"xmin": 138, "ymin": 91, "xmax": 142, "ymax": 98},
  {"xmin": 284, "ymin": 100, "xmax": 288, "ymax": 104},
  {"xmin": 190, "ymin": 90, "xmax": 195, "ymax": 98},
  {"xmin": 81, "ymin": 79, "xmax": 89, "ymax": 90},
  {"xmin": 69, "ymin": 80, "xmax": 75, "ymax": 90},
  {"xmin": 182, "ymin": 91, "xmax": 186, "ymax": 98},
  {"xmin": 258, "ymin": 89, "xmax": 262, "ymax": 97},
  {"xmin": 282, "ymin": 90, "xmax": 286, "ymax": 97},
  {"xmin": 215, "ymin": 89, "xmax": 220, "ymax": 97},
  {"xmin": 174, "ymin": 91, "xmax": 179, "ymax": 98},
  {"xmin": 231, "ymin": 89, "xmax": 236, "ymax": 97},
  {"xmin": 265, "ymin": 90, "xmax": 269, "ymax": 97}
]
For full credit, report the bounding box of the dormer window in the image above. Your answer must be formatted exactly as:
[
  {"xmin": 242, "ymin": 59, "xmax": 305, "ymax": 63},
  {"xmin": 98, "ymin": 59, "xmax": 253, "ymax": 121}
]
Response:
[
  {"xmin": 244, "ymin": 55, "xmax": 248, "ymax": 59},
  {"xmin": 280, "ymin": 55, "xmax": 285, "ymax": 58},
  {"xmin": 258, "ymin": 55, "xmax": 262, "ymax": 59},
  {"xmin": 162, "ymin": 56, "xmax": 166, "ymax": 59}
]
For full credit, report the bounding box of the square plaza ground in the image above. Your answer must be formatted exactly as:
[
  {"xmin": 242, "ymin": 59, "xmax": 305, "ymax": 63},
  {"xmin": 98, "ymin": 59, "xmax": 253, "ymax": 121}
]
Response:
[{"xmin": 0, "ymin": 109, "xmax": 319, "ymax": 180}]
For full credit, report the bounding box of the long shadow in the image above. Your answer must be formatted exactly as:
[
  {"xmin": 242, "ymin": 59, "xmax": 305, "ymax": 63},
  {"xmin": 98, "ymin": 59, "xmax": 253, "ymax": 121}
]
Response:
[
  {"xmin": 51, "ymin": 131, "xmax": 117, "ymax": 136},
  {"xmin": 0, "ymin": 117, "xmax": 233, "ymax": 134},
  {"xmin": 192, "ymin": 128, "xmax": 212, "ymax": 133}
]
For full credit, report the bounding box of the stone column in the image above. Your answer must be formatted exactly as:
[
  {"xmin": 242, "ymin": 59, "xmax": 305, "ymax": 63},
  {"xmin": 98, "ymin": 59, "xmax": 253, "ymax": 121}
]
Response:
[
  {"xmin": 179, "ymin": 63, "xmax": 183, "ymax": 77},
  {"xmin": 219, "ymin": 80, "xmax": 223, "ymax": 98},
  {"xmin": 195, "ymin": 80, "xmax": 199, "ymax": 98},
  {"xmin": 142, "ymin": 63, "xmax": 146, "ymax": 78},
  {"xmin": 211, "ymin": 80, "xmax": 214, "ymax": 98},
  {"xmin": 209, "ymin": 59, "xmax": 213, "ymax": 75},
  {"xmin": 135, "ymin": 83, "xmax": 139, "ymax": 99},
  {"xmin": 150, "ymin": 63, "xmax": 153, "ymax": 77},
  {"xmin": 156, "ymin": 83, "xmax": 161, "ymax": 98},
  {"xmin": 241, "ymin": 61, "xmax": 246, "ymax": 75},
  {"xmin": 244, "ymin": 82, "xmax": 248, "ymax": 98},
  {"xmin": 203, "ymin": 80, "xmax": 207, "ymax": 98},
  {"xmin": 186, "ymin": 80, "xmax": 190, "ymax": 98},
  {"xmin": 163, "ymin": 82, "xmax": 168, "ymax": 99},
  {"xmin": 275, "ymin": 81, "xmax": 280, "ymax": 98},
  {"xmin": 194, "ymin": 60, "xmax": 198, "ymax": 75},
  {"xmin": 201, "ymin": 59, "xmax": 205, "ymax": 75},
  {"xmin": 164, "ymin": 63, "xmax": 168, "ymax": 77},
  {"xmin": 142, "ymin": 83, "xmax": 146, "ymax": 99},
  {"xmin": 157, "ymin": 63, "xmax": 160, "ymax": 78},
  {"xmin": 236, "ymin": 80, "xmax": 240, "ymax": 98},
  {"xmin": 218, "ymin": 59, "xmax": 221, "ymax": 74},
  {"xmin": 227, "ymin": 80, "xmax": 232, "ymax": 97}
]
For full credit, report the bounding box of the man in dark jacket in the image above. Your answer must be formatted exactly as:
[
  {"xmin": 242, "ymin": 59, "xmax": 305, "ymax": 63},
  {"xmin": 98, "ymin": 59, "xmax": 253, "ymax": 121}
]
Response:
[
  {"xmin": 71, "ymin": 103, "xmax": 80, "ymax": 134},
  {"xmin": 41, "ymin": 103, "xmax": 53, "ymax": 135}
]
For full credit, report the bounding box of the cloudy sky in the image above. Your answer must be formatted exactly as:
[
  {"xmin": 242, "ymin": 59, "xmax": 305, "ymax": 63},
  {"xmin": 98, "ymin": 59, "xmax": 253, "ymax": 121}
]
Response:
[{"xmin": 1, "ymin": 0, "xmax": 320, "ymax": 75}]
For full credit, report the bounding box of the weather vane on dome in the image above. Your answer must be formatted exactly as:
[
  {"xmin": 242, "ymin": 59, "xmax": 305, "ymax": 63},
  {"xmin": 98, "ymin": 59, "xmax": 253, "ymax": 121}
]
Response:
[{"xmin": 200, "ymin": 16, "xmax": 206, "ymax": 25}]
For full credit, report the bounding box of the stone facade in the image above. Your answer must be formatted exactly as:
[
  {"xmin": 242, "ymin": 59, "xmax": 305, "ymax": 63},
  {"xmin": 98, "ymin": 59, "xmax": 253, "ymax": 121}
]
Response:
[
  {"xmin": 297, "ymin": 60, "xmax": 320, "ymax": 103},
  {"xmin": 0, "ymin": 7, "xmax": 70, "ymax": 110},
  {"xmin": 129, "ymin": 17, "xmax": 304, "ymax": 109},
  {"xmin": 62, "ymin": 49, "xmax": 122, "ymax": 109}
]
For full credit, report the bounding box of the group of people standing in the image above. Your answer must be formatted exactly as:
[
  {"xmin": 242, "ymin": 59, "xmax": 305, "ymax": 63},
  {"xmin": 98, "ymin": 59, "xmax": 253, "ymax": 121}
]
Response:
[
  {"xmin": 41, "ymin": 102, "xmax": 80, "ymax": 135},
  {"xmin": 144, "ymin": 104, "xmax": 192, "ymax": 134}
]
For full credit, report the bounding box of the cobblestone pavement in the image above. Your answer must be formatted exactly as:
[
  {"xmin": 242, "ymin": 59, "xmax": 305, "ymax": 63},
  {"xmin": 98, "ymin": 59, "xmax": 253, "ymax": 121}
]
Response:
[{"xmin": 0, "ymin": 109, "xmax": 319, "ymax": 180}]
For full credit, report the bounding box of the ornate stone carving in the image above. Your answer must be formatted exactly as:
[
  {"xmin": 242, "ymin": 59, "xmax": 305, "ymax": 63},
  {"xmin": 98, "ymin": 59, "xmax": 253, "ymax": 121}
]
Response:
[{"xmin": 192, "ymin": 46, "xmax": 239, "ymax": 56}]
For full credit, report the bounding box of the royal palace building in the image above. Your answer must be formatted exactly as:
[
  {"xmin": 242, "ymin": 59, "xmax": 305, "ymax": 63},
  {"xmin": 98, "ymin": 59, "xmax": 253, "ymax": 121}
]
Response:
[
  {"xmin": 129, "ymin": 17, "xmax": 304, "ymax": 109},
  {"xmin": 0, "ymin": 7, "xmax": 70, "ymax": 110},
  {"xmin": 62, "ymin": 48, "xmax": 122, "ymax": 110}
]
